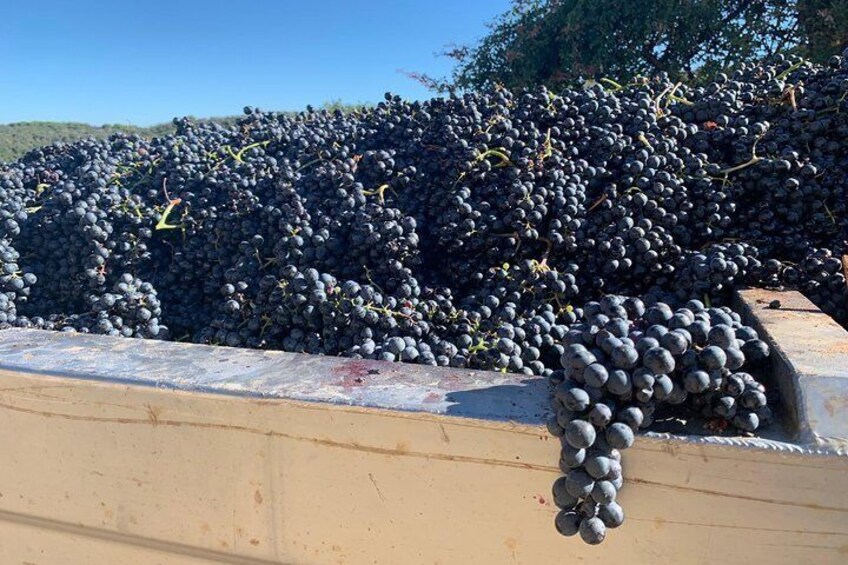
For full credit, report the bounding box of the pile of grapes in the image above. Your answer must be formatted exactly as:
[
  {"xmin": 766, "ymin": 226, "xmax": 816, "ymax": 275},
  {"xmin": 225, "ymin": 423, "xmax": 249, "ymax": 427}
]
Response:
[{"xmin": 2, "ymin": 52, "xmax": 848, "ymax": 544}]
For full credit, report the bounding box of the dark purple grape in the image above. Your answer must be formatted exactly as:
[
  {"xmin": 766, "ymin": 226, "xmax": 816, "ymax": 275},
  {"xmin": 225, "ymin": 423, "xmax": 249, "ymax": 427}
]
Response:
[
  {"xmin": 555, "ymin": 510, "xmax": 582, "ymax": 537},
  {"xmin": 597, "ymin": 502, "xmax": 625, "ymax": 528},
  {"xmin": 579, "ymin": 517, "xmax": 607, "ymax": 545},
  {"xmin": 606, "ymin": 423, "xmax": 635, "ymax": 450},
  {"xmin": 591, "ymin": 480, "xmax": 617, "ymax": 504},
  {"xmin": 643, "ymin": 347, "xmax": 676, "ymax": 374},
  {"xmin": 565, "ymin": 469, "xmax": 595, "ymax": 498},
  {"xmin": 565, "ymin": 420, "xmax": 597, "ymax": 449}
]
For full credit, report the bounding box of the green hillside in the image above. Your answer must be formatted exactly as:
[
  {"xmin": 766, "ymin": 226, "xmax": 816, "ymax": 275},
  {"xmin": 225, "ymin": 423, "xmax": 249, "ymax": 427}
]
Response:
[
  {"xmin": 0, "ymin": 119, "xmax": 240, "ymax": 162},
  {"xmin": 0, "ymin": 103, "xmax": 367, "ymax": 162}
]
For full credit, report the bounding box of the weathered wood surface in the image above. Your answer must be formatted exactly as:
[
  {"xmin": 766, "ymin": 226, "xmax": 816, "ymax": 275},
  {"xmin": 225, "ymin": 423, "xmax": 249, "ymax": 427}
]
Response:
[{"xmin": 738, "ymin": 288, "xmax": 848, "ymax": 445}]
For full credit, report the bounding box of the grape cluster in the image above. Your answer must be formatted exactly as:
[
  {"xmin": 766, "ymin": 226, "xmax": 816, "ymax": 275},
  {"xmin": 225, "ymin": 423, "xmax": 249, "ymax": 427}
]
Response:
[
  {"xmin": 0, "ymin": 238, "xmax": 36, "ymax": 324},
  {"xmin": 780, "ymin": 248, "xmax": 847, "ymax": 325},
  {"xmin": 547, "ymin": 295, "xmax": 771, "ymax": 543},
  {"xmin": 80, "ymin": 274, "xmax": 164, "ymax": 338},
  {"xmin": 654, "ymin": 242, "xmax": 767, "ymax": 305}
]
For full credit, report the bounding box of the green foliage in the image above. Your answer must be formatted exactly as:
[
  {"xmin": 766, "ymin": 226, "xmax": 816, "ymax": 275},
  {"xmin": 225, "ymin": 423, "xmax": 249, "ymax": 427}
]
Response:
[
  {"xmin": 319, "ymin": 99, "xmax": 370, "ymax": 113},
  {"xmin": 438, "ymin": 0, "xmax": 847, "ymax": 91},
  {"xmin": 798, "ymin": 0, "xmax": 848, "ymax": 60}
]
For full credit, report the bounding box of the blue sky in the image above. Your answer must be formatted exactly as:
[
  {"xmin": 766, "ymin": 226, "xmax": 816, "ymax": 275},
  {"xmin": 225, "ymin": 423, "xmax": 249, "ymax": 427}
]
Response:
[{"xmin": 0, "ymin": 1, "xmax": 511, "ymax": 125}]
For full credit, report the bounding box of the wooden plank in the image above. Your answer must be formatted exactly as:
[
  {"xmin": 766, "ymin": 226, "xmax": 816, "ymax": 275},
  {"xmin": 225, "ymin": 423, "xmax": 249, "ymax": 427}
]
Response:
[
  {"xmin": 0, "ymin": 368, "xmax": 846, "ymax": 564},
  {"xmin": 737, "ymin": 288, "xmax": 848, "ymax": 444}
]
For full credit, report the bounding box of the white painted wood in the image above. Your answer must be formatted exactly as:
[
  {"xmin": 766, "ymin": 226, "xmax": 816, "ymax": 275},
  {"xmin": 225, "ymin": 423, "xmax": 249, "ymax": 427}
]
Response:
[{"xmin": 0, "ymin": 335, "xmax": 844, "ymax": 563}]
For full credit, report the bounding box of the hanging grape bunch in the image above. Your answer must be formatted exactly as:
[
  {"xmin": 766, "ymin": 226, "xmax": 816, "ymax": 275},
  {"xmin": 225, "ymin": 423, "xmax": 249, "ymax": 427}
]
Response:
[{"xmin": 547, "ymin": 295, "xmax": 770, "ymax": 544}]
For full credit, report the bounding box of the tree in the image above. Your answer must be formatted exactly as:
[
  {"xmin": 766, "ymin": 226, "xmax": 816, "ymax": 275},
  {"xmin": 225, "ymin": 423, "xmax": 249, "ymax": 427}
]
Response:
[
  {"xmin": 434, "ymin": 0, "xmax": 845, "ymax": 92},
  {"xmin": 798, "ymin": 0, "xmax": 848, "ymax": 60}
]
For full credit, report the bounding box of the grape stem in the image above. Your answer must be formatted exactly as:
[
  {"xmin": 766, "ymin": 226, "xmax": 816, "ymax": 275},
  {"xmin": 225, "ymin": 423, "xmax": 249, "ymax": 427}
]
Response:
[
  {"xmin": 720, "ymin": 155, "xmax": 762, "ymax": 175},
  {"xmin": 600, "ymin": 78, "xmax": 623, "ymax": 92},
  {"xmin": 587, "ymin": 194, "xmax": 608, "ymax": 212},
  {"xmin": 362, "ymin": 184, "xmax": 391, "ymax": 204},
  {"xmin": 719, "ymin": 134, "xmax": 764, "ymax": 175},
  {"xmin": 155, "ymin": 178, "xmax": 184, "ymax": 231},
  {"xmin": 476, "ymin": 148, "xmax": 513, "ymax": 167},
  {"xmin": 776, "ymin": 59, "xmax": 805, "ymax": 81}
]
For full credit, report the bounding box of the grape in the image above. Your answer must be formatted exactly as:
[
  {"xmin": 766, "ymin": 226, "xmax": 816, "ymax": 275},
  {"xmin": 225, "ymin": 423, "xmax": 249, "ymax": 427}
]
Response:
[
  {"xmin": 741, "ymin": 389, "xmax": 767, "ymax": 410},
  {"xmin": 606, "ymin": 369, "xmax": 632, "ymax": 395},
  {"xmin": 584, "ymin": 455, "xmax": 612, "ymax": 479},
  {"xmin": 606, "ymin": 459, "xmax": 623, "ymax": 481},
  {"xmin": 583, "ymin": 363, "xmax": 610, "ymax": 387},
  {"xmin": 588, "ymin": 403, "xmax": 613, "ymax": 427},
  {"xmin": 723, "ymin": 374, "xmax": 746, "ymax": 397},
  {"xmin": 617, "ymin": 406, "xmax": 644, "ymax": 430},
  {"xmin": 556, "ymin": 408, "xmax": 574, "ymax": 428},
  {"xmin": 633, "ymin": 368, "xmax": 655, "ymax": 389},
  {"xmin": 660, "ymin": 331, "xmax": 689, "ymax": 355},
  {"xmin": 546, "ymin": 416, "xmax": 565, "ymax": 437},
  {"xmin": 688, "ymin": 321, "xmax": 710, "ymax": 346},
  {"xmin": 561, "ymin": 387, "xmax": 592, "ymax": 412},
  {"xmin": 555, "ymin": 510, "xmax": 582, "ymax": 537},
  {"xmin": 736, "ymin": 326, "xmax": 759, "ymax": 342},
  {"xmin": 757, "ymin": 405, "xmax": 775, "ymax": 425},
  {"xmin": 700, "ymin": 346, "xmax": 727, "ymax": 370},
  {"xmin": 552, "ymin": 476, "xmax": 579, "ymax": 509},
  {"xmin": 725, "ymin": 347, "xmax": 745, "ymax": 370},
  {"xmin": 610, "ymin": 344, "xmax": 639, "ymax": 369},
  {"xmin": 654, "ymin": 375, "xmax": 674, "ymax": 400},
  {"xmin": 684, "ymin": 370, "xmax": 711, "ymax": 393},
  {"xmin": 714, "ymin": 396, "xmax": 738, "ymax": 419},
  {"xmin": 591, "ymin": 480, "xmax": 618, "ymax": 504},
  {"xmin": 565, "ymin": 469, "xmax": 595, "ymax": 498},
  {"xmin": 708, "ymin": 325, "xmax": 736, "ymax": 348},
  {"xmin": 606, "ymin": 423, "xmax": 635, "ymax": 450},
  {"xmin": 646, "ymin": 304, "xmax": 673, "ymax": 325},
  {"xmin": 579, "ymin": 517, "xmax": 607, "ymax": 545},
  {"xmin": 636, "ymin": 336, "xmax": 660, "ymax": 355},
  {"xmin": 568, "ymin": 349, "xmax": 598, "ymax": 370},
  {"xmin": 734, "ymin": 411, "xmax": 760, "ymax": 432},
  {"xmin": 565, "ymin": 420, "xmax": 597, "ymax": 449},
  {"xmin": 741, "ymin": 339, "xmax": 771, "ymax": 363},
  {"xmin": 643, "ymin": 347, "xmax": 676, "ymax": 374},
  {"xmin": 597, "ymin": 502, "xmax": 625, "ymax": 528},
  {"xmin": 561, "ymin": 442, "xmax": 587, "ymax": 468}
]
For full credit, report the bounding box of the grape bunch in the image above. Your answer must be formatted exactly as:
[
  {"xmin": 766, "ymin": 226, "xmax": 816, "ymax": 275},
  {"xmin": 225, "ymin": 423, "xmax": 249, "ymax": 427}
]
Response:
[
  {"xmin": 651, "ymin": 242, "xmax": 776, "ymax": 305},
  {"xmin": 547, "ymin": 295, "xmax": 771, "ymax": 543},
  {"xmin": 0, "ymin": 238, "xmax": 37, "ymax": 324},
  {"xmin": 791, "ymin": 248, "xmax": 848, "ymax": 326}
]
